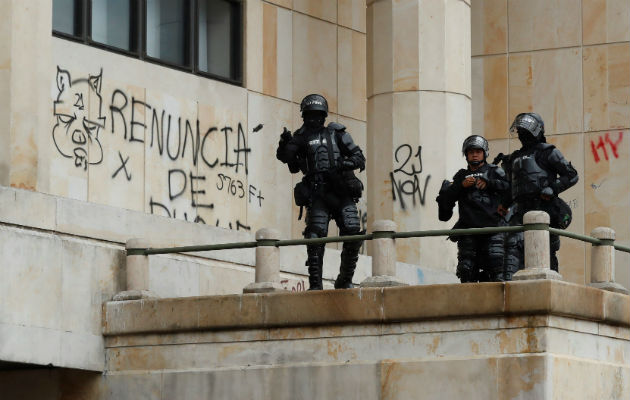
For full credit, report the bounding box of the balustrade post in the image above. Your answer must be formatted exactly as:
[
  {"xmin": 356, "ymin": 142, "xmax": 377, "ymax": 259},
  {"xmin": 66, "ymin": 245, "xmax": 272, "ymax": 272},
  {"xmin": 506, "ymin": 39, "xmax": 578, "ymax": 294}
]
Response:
[
  {"xmin": 589, "ymin": 227, "xmax": 629, "ymax": 294},
  {"xmin": 361, "ymin": 220, "xmax": 407, "ymax": 287},
  {"xmin": 243, "ymin": 228, "xmax": 287, "ymax": 293},
  {"xmin": 513, "ymin": 211, "xmax": 563, "ymax": 281},
  {"xmin": 113, "ymin": 238, "xmax": 158, "ymax": 301}
]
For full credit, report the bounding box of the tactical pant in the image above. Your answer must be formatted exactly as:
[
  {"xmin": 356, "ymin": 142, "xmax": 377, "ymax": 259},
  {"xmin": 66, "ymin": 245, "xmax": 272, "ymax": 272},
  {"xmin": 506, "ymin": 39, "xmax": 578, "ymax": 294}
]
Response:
[
  {"xmin": 456, "ymin": 233, "xmax": 506, "ymax": 282},
  {"xmin": 304, "ymin": 185, "xmax": 363, "ymax": 290}
]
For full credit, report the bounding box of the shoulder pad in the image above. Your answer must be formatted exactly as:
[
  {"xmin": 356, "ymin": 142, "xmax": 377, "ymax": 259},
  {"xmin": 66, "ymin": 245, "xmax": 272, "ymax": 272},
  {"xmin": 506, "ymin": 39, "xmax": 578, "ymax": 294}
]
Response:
[
  {"xmin": 537, "ymin": 143, "xmax": 555, "ymax": 151},
  {"xmin": 488, "ymin": 164, "xmax": 506, "ymax": 177},
  {"xmin": 327, "ymin": 122, "xmax": 346, "ymax": 131}
]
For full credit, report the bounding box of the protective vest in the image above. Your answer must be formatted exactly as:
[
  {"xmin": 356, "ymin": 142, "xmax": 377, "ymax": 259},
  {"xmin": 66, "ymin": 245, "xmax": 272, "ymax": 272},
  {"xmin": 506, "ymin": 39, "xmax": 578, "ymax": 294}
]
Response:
[
  {"xmin": 303, "ymin": 126, "xmax": 342, "ymax": 175},
  {"xmin": 510, "ymin": 152, "xmax": 549, "ymax": 199}
]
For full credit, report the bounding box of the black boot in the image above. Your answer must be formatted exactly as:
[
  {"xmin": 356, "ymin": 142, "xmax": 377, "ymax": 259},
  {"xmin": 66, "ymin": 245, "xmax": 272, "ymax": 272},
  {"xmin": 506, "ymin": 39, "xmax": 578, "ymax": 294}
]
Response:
[
  {"xmin": 306, "ymin": 244, "xmax": 325, "ymax": 290},
  {"xmin": 334, "ymin": 239, "xmax": 363, "ymax": 289}
]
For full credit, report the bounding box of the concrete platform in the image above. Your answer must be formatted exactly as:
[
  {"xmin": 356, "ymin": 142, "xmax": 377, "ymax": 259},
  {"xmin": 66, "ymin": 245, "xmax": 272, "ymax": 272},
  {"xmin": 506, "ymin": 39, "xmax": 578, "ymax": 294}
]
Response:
[{"xmin": 99, "ymin": 280, "xmax": 630, "ymax": 399}]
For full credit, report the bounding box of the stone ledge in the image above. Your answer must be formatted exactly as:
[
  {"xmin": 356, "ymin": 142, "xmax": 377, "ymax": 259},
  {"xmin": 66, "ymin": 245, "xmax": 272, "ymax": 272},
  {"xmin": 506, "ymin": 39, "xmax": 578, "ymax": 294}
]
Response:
[{"xmin": 103, "ymin": 280, "xmax": 630, "ymax": 336}]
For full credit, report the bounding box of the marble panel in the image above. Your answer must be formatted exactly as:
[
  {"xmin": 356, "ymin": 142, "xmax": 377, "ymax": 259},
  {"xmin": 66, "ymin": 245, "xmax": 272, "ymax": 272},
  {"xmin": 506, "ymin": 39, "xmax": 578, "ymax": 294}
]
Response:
[
  {"xmin": 49, "ymin": 66, "xmax": 93, "ymax": 200},
  {"xmin": 88, "ymin": 80, "xmax": 145, "ymax": 211},
  {"xmin": 292, "ymin": 13, "xmax": 338, "ymax": 113},
  {"xmin": 546, "ymin": 133, "xmax": 586, "ymax": 284},
  {"xmin": 508, "ymin": 0, "xmax": 581, "ymax": 52},
  {"xmin": 0, "ymin": 323, "xmax": 62, "ymax": 371},
  {"xmin": 143, "ymin": 91, "xmax": 199, "ymax": 223},
  {"xmin": 443, "ymin": 0, "xmax": 472, "ymax": 96},
  {"xmin": 583, "ymin": 0, "xmax": 630, "ymax": 45},
  {"xmin": 245, "ymin": 0, "xmax": 263, "ymax": 92},
  {"xmin": 380, "ymin": 357, "xmax": 501, "ymax": 399},
  {"xmin": 199, "ymin": 262, "xmax": 255, "ymax": 296},
  {"xmin": 60, "ymin": 331, "xmax": 104, "ymax": 371},
  {"xmin": 471, "ymin": 0, "xmax": 508, "ymax": 56},
  {"xmin": 0, "ymin": 227, "xmax": 62, "ymax": 328},
  {"xmin": 293, "ymin": 0, "xmax": 337, "ymax": 23},
  {"xmin": 366, "ymin": 94, "xmax": 394, "ymax": 227},
  {"xmin": 338, "ymin": 0, "xmax": 366, "ymax": 33},
  {"xmin": 0, "ymin": 70, "xmax": 9, "ymax": 186},
  {"xmin": 584, "ymin": 129, "xmax": 630, "ymax": 287},
  {"xmin": 0, "ymin": 186, "xmax": 57, "ymax": 230},
  {"xmin": 508, "ymin": 48, "xmax": 583, "ymax": 135},
  {"xmin": 366, "ymin": 0, "xmax": 393, "ymax": 97},
  {"xmin": 262, "ymin": 3, "xmax": 293, "ymax": 101},
  {"xmin": 338, "ymin": 27, "xmax": 367, "ymax": 121},
  {"xmin": 472, "ymin": 55, "xmax": 509, "ymax": 140},
  {"xmin": 195, "ymin": 100, "xmax": 249, "ymax": 231},
  {"xmin": 583, "ymin": 43, "xmax": 630, "ymax": 132},
  {"xmin": 392, "ymin": 0, "xmax": 420, "ymax": 92},
  {"xmin": 247, "ymin": 93, "xmax": 293, "ymax": 237},
  {"xmin": 148, "ymin": 255, "xmax": 201, "ymax": 298},
  {"xmin": 551, "ymin": 355, "xmax": 630, "ymax": 398}
]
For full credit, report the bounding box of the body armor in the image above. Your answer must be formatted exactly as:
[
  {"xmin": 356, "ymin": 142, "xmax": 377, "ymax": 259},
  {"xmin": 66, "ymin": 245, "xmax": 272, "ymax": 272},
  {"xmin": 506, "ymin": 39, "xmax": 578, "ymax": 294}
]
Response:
[
  {"xmin": 303, "ymin": 126, "xmax": 342, "ymax": 175},
  {"xmin": 510, "ymin": 153, "xmax": 549, "ymax": 199}
]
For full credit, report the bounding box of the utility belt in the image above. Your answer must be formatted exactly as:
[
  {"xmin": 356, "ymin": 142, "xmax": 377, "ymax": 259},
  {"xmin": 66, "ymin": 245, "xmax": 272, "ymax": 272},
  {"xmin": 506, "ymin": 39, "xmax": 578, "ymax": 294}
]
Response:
[{"xmin": 294, "ymin": 171, "xmax": 363, "ymax": 208}]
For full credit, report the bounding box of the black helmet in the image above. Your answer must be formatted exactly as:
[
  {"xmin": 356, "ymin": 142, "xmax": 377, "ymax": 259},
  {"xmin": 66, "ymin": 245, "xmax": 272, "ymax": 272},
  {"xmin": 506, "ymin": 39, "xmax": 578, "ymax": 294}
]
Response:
[
  {"xmin": 300, "ymin": 94, "xmax": 328, "ymax": 116},
  {"xmin": 510, "ymin": 112, "xmax": 545, "ymax": 140},
  {"xmin": 462, "ymin": 135, "xmax": 489, "ymax": 159}
]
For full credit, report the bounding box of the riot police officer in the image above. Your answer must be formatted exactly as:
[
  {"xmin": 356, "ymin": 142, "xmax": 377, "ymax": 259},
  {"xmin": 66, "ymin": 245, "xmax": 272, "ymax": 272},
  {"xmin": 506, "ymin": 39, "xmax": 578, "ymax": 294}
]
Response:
[
  {"xmin": 501, "ymin": 113, "xmax": 578, "ymax": 278},
  {"xmin": 276, "ymin": 94, "xmax": 366, "ymax": 290},
  {"xmin": 436, "ymin": 135, "xmax": 510, "ymax": 282}
]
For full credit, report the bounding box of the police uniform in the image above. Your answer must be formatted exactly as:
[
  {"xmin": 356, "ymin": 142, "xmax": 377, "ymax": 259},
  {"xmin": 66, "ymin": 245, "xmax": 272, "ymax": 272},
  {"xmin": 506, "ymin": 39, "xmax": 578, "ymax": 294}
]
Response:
[
  {"xmin": 502, "ymin": 113, "xmax": 578, "ymax": 278},
  {"xmin": 437, "ymin": 136, "xmax": 510, "ymax": 282},
  {"xmin": 276, "ymin": 94, "xmax": 366, "ymax": 290}
]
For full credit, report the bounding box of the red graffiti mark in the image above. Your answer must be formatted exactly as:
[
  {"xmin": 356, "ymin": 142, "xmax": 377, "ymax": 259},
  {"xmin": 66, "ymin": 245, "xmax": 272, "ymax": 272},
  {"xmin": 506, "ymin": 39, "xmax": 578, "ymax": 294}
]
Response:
[{"xmin": 590, "ymin": 131, "xmax": 623, "ymax": 163}]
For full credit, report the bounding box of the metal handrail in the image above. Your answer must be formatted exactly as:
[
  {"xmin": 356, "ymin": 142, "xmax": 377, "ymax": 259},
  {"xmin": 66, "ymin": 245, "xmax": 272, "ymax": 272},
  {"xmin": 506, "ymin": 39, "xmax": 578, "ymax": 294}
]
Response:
[{"xmin": 126, "ymin": 223, "xmax": 630, "ymax": 256}]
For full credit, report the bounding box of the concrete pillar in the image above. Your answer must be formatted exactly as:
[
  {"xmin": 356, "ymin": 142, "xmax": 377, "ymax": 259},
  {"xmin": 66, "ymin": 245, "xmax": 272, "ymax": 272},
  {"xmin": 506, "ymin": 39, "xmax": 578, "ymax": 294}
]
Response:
[
  {"xmin": 0, "ymin": 1, "xmax": 52, "ymax": 189},
  {"xmin": 243, "ymin": 228, "xmax": 286, "ymax": 293},
  {"xmin": 589, "ymin": 227, "xmax": 629, "ymax": 294},
  {"xmin": 361, "ymin": 220, "xmax": 407, "ymax": 287},
  {"xmin": 366, "ymin": 0, "xmax": 471, "ymax": 270},
  {"xmin": 514, "ymin": 211, "xmax": 562, "ymax": 281},
  {"xmin": 113, "ymin": 239, "xmax": 157, "ymax": 301}
]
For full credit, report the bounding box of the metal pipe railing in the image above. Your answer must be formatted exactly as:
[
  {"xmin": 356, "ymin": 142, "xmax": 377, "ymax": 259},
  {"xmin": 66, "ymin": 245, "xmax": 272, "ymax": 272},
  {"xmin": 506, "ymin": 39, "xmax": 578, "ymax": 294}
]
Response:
[
  {"xmin": 126, "ymin": 224, "xmax": 630, "ymax": 255},
  {"xmin": 115, "ymin": 212, "xmax": 629, "ymax": 299}
]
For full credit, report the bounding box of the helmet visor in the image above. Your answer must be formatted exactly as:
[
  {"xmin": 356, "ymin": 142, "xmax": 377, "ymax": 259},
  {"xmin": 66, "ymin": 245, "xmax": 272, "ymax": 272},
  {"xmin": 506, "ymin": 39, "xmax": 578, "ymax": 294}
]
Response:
[{"xmin": 509, "ymin": 114, "xmax": 542, "ymax": 138}]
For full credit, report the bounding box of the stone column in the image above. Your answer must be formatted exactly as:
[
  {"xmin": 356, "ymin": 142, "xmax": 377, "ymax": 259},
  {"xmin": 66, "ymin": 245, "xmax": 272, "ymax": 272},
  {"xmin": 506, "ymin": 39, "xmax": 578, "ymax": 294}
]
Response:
[
  {"xmin": 113, "ymin": 239, "xmax": 157, "ymax": 301},
  {"xmin": 0, "ymin": 1, "xmax": 52, "ymax": 189},
  {"xmin": 366, "ymin": 0, "xmax": 471, "ymax": 270},
  {"xmin": 514, "ymin": 211, "xmax": 562, "ymax": 281},
  {"xmin": 361, "ymin": 220, "xmax": 407, "ymax": 287},
  {"xmin": 589, "ymin": 227, "xmax": 629, "ymax": 294},
  {"xmin": 243, "ymin": 228, "xmax": 286, "ymax": 293}
]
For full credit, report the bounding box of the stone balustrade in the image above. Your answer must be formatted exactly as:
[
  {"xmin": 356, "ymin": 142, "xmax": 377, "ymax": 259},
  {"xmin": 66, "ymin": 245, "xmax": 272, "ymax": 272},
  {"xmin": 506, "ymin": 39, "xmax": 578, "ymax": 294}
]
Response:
[{"xmin": 116, "ymin": 212, "xmax": 630, "ymax": 297}]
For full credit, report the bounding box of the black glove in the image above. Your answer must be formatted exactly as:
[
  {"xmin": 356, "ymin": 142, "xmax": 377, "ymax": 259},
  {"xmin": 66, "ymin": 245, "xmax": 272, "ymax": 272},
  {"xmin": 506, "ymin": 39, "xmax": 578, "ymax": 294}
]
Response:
[{"xmin": 279, "ymin": 127, "xmax": 292, "ymax": 145}]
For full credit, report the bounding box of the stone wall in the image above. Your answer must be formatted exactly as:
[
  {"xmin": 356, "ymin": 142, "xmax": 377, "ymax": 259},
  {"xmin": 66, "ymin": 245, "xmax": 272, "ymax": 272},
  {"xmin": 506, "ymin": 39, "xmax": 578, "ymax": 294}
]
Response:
[
  {"xmin": 472, "ymin": 0, "xmax": 630, "ymax": 288},
  {"xmin": 1, "ymin": 1, "xmax": 369, "ymax": 255}
]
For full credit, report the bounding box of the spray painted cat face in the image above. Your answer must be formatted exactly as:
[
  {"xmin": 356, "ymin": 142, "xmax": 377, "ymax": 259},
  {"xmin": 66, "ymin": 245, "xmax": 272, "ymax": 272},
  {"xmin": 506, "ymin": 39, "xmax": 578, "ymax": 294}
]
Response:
[{"xmin": 52, "ymin": 67, "xmax": 105, "ymax": 170}]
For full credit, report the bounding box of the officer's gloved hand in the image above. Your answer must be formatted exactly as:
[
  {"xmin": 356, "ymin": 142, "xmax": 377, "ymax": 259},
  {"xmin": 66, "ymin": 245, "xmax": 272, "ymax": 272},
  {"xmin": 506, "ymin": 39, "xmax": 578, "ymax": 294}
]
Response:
[
  {"xmin": 336, "ymin": 157, "xmax": 355, "ymax": 171},
  {"xmin": 279, "ymin": 127, "xmax": 292, "ymax": 145},
  {"xmin": 540, "ymin": 187, "xmax": 554, "ymax": 201}
]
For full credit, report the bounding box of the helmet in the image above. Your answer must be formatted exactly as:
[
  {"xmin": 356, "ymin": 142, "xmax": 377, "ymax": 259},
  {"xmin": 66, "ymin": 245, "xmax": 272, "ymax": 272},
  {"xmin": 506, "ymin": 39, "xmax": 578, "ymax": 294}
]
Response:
[
  {"xmin": 462, "ymin": 135, "xmax": 489, "ymax": 159},
  {"xmin": 510, "ymin": 112, "xmax": 545, "ymax": 140},
  {"xmin": 300, "ymin": 94, "xmax": 328, "ymax": 116}
]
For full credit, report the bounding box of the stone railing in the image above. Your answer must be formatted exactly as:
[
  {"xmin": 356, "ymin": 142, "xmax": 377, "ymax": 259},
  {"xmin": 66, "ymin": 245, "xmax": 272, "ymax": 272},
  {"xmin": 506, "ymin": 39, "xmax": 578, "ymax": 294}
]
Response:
[{"xmin": 115, "ymin": 211, "xmax": 629, "ymax": 300}]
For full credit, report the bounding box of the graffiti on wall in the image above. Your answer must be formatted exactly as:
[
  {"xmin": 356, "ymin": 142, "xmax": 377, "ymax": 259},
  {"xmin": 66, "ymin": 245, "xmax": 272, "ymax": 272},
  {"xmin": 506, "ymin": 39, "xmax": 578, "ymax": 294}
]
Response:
[
  {"xmin": 590, "ymin": 131, "xmax": 623, "ymax": 163},
  {"xmin": 53, "ymin": 67, "xmax": 105, "ymax": 170},
  {"xmin": 51, "ymin": 67, "xmax": 267, "ymax": 232},
  {"xmin": 390, "ymin": 144, "xmax": 431, "ymax": 210}
]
